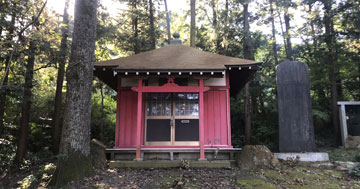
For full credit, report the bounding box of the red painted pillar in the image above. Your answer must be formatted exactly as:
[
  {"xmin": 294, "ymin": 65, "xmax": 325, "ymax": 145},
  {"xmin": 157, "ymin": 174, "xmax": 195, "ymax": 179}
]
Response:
[
  {"xmin": 135, "ymin": 79, "xmax": 143, "ymax": 160},
  {"xmin": 199, "ymin": 79, "xmax": 206, "ymax": 160},
  {"xmin": 226, "ymin": 71, "xmax": 232, "ymax": 146},
  {"xmin": 115, "ymin": 77, "xmax": 121, "ymax": 147}
]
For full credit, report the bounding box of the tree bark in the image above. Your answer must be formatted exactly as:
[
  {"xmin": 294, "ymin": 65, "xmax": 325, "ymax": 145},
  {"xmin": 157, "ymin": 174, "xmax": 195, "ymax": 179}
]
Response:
[
  {"xmin": 149, "ymin": 0, "xmax": 156, "ymax": 49},
  {"xmin": 164, "ymin": 0, "xmax": 171, "ymax": 43},
  {"xmin": 211, "ymin": 0, "xmax": 220, "ymax": 52},
  {"xmin": 270, "ymin": 0, "xmax": 278, "ymax": 65},
  {"xmin": 284, "ymin": 9, "xmax": 292, "ymax": 60},
  {"xmin": 49, "ymin": 0, "xmax": 97, "ymax": 186},
  {"xmin": 52, "ymin": 0, "xmax": 70, "ymax": 154},
  {"xmin": 132, "ymin": 0, "xmax": 139, "ymax": 54},
  {"xmin": 323, "ymin": 0, "xmax": 340, "ymax": 145},
  {"xmin": 16, "ymin": 40, "xmax": 36, "ymax": 162},
  {"xmin": 190, "ymin": 0, "xmax": 196, "ymax": 47},
  {"xmin": 243, "ymin": 0, "xmax": 253, "ymax": 145}
]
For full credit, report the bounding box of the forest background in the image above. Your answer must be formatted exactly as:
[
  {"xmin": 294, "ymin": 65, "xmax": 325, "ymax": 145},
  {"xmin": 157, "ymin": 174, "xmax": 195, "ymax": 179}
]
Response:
[{"xmin": 0, "ymin": 0, "xmax": 359, "ymax": 172}]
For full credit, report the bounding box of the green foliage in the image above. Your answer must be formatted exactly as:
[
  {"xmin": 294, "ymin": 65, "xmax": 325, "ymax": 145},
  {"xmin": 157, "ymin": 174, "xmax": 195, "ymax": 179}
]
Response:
[
  {"xmin": 0, "ymin": 138, "xmax": 16, "ymax": 173},
  {"xmin": 91, "ymin": 81, "xmax": 116, "ymax": 146},
  {"xmin": 328, "ymin": 148, "xmax": 360, "ymax": 162}
]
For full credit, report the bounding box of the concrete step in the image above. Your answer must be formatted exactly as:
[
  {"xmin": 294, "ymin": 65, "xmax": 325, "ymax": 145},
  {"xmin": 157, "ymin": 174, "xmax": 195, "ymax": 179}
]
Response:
[{"xmin": 109, "ymin": 160, "xmax": 233, "ymax": 168}]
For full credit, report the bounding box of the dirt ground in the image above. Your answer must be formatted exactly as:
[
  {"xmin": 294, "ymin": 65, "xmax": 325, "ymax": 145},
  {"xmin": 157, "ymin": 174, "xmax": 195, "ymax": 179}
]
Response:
[
  {"xmin": 57, "ymin": 164, "xmax": 360, "ymax": 188},
  {"xmin": 2, "ymin": 162, "xmax": 360, "ymax": 188}
]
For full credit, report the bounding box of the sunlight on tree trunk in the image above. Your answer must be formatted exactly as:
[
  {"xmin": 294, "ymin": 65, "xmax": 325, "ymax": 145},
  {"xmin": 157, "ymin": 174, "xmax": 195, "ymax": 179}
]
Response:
[
  {"xmin": 242, "ymin": 0, "xmax": 253, "ymax": 145},
  {"xmin": 322, "ymin": 0, "xmax": 341, "ymax": 145},
  {"xmin": 49, "ymin": 0, "xmax": 98, "ymax": 186},
  {"xmin": 16, "ymin": 40, "xmax": 36, "ymax": 162},
  {"xmin": 190, "ymin": 0, "xmax": 196, "ymax": 47},
  {"xmin": 149, "ymin": 0, "xmax": 156, "ymax": 49},
  {"xmin": 270, "ymin": 0, "xmax": 278, "ymax": 65},
  {"xmin": 53, "ymin": 0, "xmax": 70, "ymax": 154},
  {"xmin": 164, "ymin": 0, "xmax": 171, "ymax": 43},
  {"xmin": 0, "ymin": 7, "xmax": 16, "ymax": 136}
]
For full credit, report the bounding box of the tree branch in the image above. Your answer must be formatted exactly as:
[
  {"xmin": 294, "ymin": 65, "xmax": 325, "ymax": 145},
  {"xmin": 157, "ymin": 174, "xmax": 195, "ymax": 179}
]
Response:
[{"xmin": 17, "ymin": 0, "xmax": 47, "ymax": 37}]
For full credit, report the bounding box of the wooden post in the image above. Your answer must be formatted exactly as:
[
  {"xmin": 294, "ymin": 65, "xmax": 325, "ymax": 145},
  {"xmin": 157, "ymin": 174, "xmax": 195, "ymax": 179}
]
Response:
[
  {"xmin": 135, "ymin": 79, "xmax": 143, "ymax": 160},
  {"xmin": 339, "ymin": 104, "xmax": 348, "ymax": 146},
  {"xmin": 226, "ymin": 72, "xmax": 232, "ymax": 146},
  {"xmin": 199, "ymin": 79, "xmax": 206, "ymax": 160},
  {"xmin": 115, "ymin": 77, "xmax": 121, "ymax": 147}
]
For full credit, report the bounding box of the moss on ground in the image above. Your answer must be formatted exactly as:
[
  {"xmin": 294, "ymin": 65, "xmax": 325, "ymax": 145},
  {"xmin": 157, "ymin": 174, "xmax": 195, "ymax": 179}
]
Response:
[
  {"xmin": 237, "ymin": 178, "xmax": 277, "ymax": 188},
  {"xmin": 250, "ymin": 165, "xmax": 360, "ymax": 189},
  {"xmin": 327, "ymin": 148, "xmax": 360, "ymax": 162}
]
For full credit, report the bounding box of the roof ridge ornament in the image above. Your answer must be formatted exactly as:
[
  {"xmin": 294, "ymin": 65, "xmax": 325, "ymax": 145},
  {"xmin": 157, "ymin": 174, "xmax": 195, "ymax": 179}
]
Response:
[{"xmin": 170, "ymin": 32, "xmax": 182, "ymax": 44}]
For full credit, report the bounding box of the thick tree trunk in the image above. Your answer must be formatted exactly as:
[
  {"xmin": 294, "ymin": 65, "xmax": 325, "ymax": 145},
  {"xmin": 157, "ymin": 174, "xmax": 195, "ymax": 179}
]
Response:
[
  {"xmin": 270, "ymin": 0, "xmax": 278, "ymax": 65},
  {"xmin": 53, "ymin": 0, "xmax": 70, "ymax": 154},
  {"xmin": 16, "ymin": 40, "xmax": 36, "ymax": 162},
  {"xmin": 164, "ymin": 0, "xmax": 171, "ymax": 43},
  {"xmin": 49, "ymin": 0, "xmax": 97, "ymax": 186},
  {"xmin": 284, "ymin": 10, "xmax": 292, "ymax": 60},
  {"xmin": 243, "ymin": 0, "xmax": 253, "ymax": 144},
  {"xmin": 190, "ymin": 0, "xmax": 195, "ymax": 47},
  {"xmin": 149, "ymin": 0, "xmax": 156, "ymax": 49},
  {"xmin": 323, "ymin": 0, "xmax": 340, "ymax": 145}
]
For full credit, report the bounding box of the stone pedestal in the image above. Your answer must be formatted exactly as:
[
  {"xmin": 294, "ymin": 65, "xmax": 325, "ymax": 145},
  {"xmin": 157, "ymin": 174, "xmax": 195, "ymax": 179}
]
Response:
[{"xmin": 276, "ymin": 60, "xmax": 316, "ymax": 152}]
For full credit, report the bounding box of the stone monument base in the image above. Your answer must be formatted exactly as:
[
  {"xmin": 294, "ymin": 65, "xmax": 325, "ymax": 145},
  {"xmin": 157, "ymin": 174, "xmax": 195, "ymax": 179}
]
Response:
[{"xmin": 274, "ymin": 152, "xmax": 329, "ymax": 162}]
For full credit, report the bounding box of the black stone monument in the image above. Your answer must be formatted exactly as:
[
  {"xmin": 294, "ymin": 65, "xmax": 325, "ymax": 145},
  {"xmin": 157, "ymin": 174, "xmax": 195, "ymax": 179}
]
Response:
[{"xmin": 276, "ymin": 60, "xmax": 316, "ymax": 152}]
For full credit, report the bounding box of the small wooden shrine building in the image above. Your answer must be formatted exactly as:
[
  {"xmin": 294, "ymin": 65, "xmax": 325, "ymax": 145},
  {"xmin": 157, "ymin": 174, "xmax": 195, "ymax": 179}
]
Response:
[{"xmin": 94, "ymin": 39, "xmax": 261, "ymax": 160}]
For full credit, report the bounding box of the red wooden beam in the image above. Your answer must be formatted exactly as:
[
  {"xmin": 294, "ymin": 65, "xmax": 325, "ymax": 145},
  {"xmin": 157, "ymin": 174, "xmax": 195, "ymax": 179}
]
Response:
[
  {"xmin": 135, "ymin": 79, "xmax": 143, "ymax": 160},
  {"xmin": 131, "ymin": 78, "xmax": 210, "ymax": 93},
  {"xmin": 226, "ymin": 71, "xmax": 232, "ymax": 146},
  {"xmin": 199, "ymin": 79, "xmax": 206, "ymax": 160},
  {"xmin": 115, "ymin": 76, "xmax": 121, "ymax": 147}
]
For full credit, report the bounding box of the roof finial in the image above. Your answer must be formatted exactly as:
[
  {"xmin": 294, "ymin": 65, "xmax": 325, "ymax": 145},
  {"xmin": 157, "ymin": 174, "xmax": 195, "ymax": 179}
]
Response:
[
  {"xmin": 173, "ymin": 32, "xmax": 180, "ymax": 39},
  {"xmin": 170, "ymin": 32, "xmax": 182, "ymax": 44}
]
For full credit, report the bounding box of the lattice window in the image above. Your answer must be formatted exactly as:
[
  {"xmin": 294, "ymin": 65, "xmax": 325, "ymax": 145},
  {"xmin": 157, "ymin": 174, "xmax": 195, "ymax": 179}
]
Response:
[
  {"xmin": 175, "ymin": 93, "xmax": 199, "ymax": 116},
  {"xmin": 146, "ymin": 93, "xmax": 171, "ymax": 116}
]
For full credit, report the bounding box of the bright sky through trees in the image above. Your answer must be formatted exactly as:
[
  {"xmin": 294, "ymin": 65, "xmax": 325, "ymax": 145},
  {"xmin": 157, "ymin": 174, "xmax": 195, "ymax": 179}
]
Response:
[{"xmin": 47, "ymin": 0, "xmax": 305, "ymax": 44}]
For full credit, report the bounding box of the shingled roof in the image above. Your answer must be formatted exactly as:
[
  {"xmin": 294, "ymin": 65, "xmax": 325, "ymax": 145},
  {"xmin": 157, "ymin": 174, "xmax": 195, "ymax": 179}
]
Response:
[{"xmin": 94, "ymin": 44, "xmax": 260, "ymax": 71}]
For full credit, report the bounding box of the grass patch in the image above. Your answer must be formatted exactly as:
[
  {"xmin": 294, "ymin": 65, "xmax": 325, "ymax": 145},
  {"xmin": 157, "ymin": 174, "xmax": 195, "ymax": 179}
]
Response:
[
  {"xmin": 236, "ymin": 178, "xmax": 277, "ymax": 188},
  {"xmin": 252, "ymin": 166, "xmax": 360, "ymax": 188},
  {"xmin": 327, "ymin": 148, "xmax": 360, "ymax": 162}
]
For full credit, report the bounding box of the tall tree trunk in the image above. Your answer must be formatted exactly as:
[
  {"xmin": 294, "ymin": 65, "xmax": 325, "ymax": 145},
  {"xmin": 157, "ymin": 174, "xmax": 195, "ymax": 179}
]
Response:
[
  {"xmin": 16, "ymin": 40, "xmax": 36, "ymax": 162},
  {"xmin": 284, "ymin": 9, "xmax": 292, "ymax": 60},
  {"xmin": 164, "ymin": 0, "xmax": 171, "ymax": 43},
  {"xmin": 52, "ymin": 0, "xmax": 70, "ymax": 154},
  {"xmin": 49, "ymin": 0, "xmax": 97, "ymax": 186},
  {"xmin": 210, "ymin": 0, "xmax": 220, "ymax": 52},
  {"xmin": 0, "ymin": 6, "xmax": 16, "ymax": 136},
  {"xmin": 270, "ymin": 0, "xmax": 278, "ymax": 65},
  {"xmin": 323, "ymin": 0, "xmax": 340, "ymax": 145},
  {"xmin": 223, "ymin": 0, "xmax": 229, "ymax": 55},
  {"xmin": 190, "ymin": 0, "xmax": 195, "ymax": 47},
  {"xmin": 132, "ymin": 1, "xmax": 139, "ymax": 54},
  {"xmin": 243, "ymin": 0, "xmax": 253, "ymax": 144},
  {"xmin": 277, "ymin": 9, "xmax": 287, "ymax": 57},
  {"xmin": 149, "ymin": 0, "xmax": 156, "ymax": 49}
]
